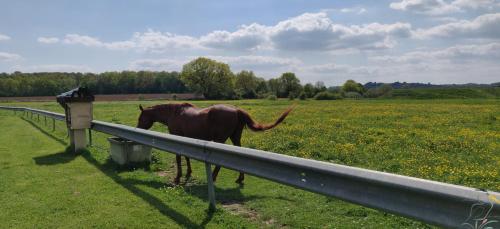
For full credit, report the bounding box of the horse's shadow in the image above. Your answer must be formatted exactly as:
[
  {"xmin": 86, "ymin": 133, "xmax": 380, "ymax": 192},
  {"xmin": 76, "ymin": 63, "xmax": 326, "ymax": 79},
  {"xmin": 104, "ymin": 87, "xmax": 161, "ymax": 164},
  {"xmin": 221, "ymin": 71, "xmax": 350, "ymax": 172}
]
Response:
[
  {"xmin": 80, "ymin": 151, "xmax": 205, "ymax": 228},
  {"xmin": 126, "ymin": 177, "xmax": 268, "ymax": 205}
]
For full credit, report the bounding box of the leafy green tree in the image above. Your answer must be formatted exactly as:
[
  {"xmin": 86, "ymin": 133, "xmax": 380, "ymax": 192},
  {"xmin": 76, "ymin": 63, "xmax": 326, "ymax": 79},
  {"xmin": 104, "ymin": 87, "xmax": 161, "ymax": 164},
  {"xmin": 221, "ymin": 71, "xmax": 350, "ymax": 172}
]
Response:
[
  {"xmin": 314, "ymin": 81, "xmax": 327, "ymax": 94},
  {"xmin": 342, "ymin": 79, "xmax": 365, "ymax": 94},
  {"xmin": 181, "ymin": 57, "xmax": 235, "ymax": 99},
  {"xmin": 314, "ymin": 91, "xmax": 342, "ymax": 100},
  {"xmin": 303, "ymin": 83, "xmax": 315, "ymax": 98},
  {"xmin": 267, "ymin": 78, "xmax": 281, "ymax": 97},
  {"xmin": 255, "ymin": 78, "xmax": 268, "ymax": 98},
  {"xmin": 155, "ymin": 71, "xmax": 186, "ymax": 93},
  {"xmin": 299, "ymin": 91, "xmax": 307, "ymax": 100},
  {"xmin": 278, "ymin": 72, "xmax": 302, "ymax": 98},
  {"xmin": 235, "ymin": 70, "xmax": 259, "ymax": 99}
]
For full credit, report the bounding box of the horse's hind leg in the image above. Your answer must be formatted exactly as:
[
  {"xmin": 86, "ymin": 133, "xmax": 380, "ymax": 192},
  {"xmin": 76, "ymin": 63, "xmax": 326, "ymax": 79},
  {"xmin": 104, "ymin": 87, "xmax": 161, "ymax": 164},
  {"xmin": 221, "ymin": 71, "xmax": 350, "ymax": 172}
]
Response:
[
  {"xmin": 185, "ymin": 157, "xmax": 192, "ymax": 179},
  {"xmin": 211, "ymin": 138, "xmax": 227, "ymax": 182},
  {"xmin": 230, "ymin": 126, "xmax": 245, "ymax": 184},
  {"xmin": 174, "ymin": 154, "xmax": 182, "ymax": 184}
]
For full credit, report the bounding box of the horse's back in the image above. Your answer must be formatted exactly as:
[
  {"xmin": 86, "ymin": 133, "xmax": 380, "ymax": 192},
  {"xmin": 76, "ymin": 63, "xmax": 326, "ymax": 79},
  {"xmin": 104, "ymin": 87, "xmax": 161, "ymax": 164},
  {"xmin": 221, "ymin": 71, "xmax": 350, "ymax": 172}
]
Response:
[{"xmin": 204, "ymin": 105, "xmax": 237, "ymax": 123}]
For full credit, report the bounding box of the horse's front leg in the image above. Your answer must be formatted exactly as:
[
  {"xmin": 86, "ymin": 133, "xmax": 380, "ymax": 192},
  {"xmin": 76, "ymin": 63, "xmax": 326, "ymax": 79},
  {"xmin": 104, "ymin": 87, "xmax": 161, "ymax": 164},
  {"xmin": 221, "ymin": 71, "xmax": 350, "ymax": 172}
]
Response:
[
  {"xmin": 185, "ymin": 157, "xmax": 192, "ymax": 179},
  {"xmin": 174, "ymin": 154, "xmax": 182, "ymax": 184},
  {"xmin": 236, "ymin": 172, "xmax": 244, "ymax": 184},
  {"xmin": 212, "ymin": 166, "xmax": 221, "ymax": 182}
]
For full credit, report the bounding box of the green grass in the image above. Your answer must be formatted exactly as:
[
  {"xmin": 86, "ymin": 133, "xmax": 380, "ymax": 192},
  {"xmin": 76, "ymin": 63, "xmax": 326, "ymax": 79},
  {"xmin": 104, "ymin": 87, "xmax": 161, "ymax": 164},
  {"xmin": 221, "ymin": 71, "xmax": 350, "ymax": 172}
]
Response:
[
  {"xmin": 1, "ymin": 99, "xmax": 499, "ymax": 228},
  {"xmin": 0, "ymin": 111, "xmax": 255, "ymax": 228},
  {"xmin": 391, "ymin": 87, "xmax": 500, "ymax": 99}
]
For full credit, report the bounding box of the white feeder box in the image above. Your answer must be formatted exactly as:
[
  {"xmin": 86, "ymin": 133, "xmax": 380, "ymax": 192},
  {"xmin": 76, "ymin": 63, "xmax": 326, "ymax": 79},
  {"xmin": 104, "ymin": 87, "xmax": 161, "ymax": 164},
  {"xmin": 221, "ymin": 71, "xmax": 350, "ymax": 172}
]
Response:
[
  {"xmin": 56, "ymin": 87, "xmax": 95, "ymax": 152},
  {"xmin": 67, "ymin": 102, "xmax": 93, "ymax": 129},
  {"xmin": 108, "ymin": 137, "xmax": 152, "ymax": 165}
]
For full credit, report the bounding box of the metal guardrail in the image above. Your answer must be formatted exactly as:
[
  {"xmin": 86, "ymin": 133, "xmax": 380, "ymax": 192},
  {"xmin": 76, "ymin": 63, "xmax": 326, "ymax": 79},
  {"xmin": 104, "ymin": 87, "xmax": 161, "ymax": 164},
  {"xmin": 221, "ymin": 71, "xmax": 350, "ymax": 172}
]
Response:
[
  {"xmin": 0, "ymin": 106, "xmax": 65, "ymax": 121},
  {"xmin": 1, "ymin": 106, "xmax": 499, "ymax": 228}
]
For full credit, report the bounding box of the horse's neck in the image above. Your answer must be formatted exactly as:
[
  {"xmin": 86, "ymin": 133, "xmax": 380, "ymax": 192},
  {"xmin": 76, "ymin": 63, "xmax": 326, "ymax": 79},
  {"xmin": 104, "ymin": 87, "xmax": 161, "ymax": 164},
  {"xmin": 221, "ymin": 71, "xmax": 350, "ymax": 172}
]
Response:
[
  {"xmin": 151, "ymin": 105, "xmax": 172, "ymax": 125},
  {"xmin": 154, "ymin": 104, "xmax": 182, "ymax": 124}
]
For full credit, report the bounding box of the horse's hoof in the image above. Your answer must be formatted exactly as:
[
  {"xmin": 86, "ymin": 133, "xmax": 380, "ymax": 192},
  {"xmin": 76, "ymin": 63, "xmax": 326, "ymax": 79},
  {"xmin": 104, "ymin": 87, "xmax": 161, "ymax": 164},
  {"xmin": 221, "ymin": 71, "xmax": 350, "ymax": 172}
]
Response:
[
  {"xmin": 173, "ymin": 178, "xmax": 180, "ymax": 185},
  {"xmin": 185, "ymin": 174, "xmax": 192, "ymax": 180},
  {"xmin": 235, "ymin": 179, "xmax": 244, "ymax": 185}
]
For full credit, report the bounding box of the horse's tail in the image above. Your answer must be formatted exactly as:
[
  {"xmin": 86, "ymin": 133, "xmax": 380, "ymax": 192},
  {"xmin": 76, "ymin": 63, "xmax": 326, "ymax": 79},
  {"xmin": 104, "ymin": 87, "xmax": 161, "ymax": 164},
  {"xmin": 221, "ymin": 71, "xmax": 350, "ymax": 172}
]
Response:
[{"xmin": 238, "ymin": 106, "xmax": 294, "ymax": 131}]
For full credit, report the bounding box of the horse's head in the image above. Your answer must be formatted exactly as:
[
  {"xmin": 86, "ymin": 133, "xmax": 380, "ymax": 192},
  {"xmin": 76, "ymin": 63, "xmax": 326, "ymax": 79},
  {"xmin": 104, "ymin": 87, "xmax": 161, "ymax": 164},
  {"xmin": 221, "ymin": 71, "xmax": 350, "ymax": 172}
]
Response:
[{"xmin": 137, "ymin": 105, "xmax": 154, "ymax": 129}]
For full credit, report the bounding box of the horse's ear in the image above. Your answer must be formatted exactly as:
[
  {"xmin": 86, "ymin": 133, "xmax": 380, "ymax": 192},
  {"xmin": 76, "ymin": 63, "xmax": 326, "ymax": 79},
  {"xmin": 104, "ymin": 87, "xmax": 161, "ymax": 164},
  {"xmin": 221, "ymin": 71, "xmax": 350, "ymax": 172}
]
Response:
[{"xmin": 139, "ymin": 105, "xmax": 144, "ymax": 111}]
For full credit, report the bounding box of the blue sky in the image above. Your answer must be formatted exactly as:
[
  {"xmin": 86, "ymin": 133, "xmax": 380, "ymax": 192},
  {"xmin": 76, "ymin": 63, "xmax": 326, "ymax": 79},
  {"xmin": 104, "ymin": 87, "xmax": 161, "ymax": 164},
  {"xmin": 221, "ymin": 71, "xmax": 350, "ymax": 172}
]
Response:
[{"xmin": 1, "ymin": 0, "xmax": 499, "ymax": 85}]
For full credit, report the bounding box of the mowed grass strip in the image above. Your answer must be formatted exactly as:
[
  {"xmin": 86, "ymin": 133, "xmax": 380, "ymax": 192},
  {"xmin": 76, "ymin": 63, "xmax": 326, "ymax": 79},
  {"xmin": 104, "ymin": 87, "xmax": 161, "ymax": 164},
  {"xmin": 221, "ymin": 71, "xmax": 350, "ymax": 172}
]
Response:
[{"xmin": 0, "ymin": 111, "xmax": 256, "ymax": 228}]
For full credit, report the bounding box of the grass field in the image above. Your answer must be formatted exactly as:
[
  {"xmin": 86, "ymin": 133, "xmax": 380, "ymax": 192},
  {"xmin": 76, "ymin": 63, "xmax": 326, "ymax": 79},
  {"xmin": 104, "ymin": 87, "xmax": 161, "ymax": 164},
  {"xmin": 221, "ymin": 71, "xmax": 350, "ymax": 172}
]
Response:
[
  {"xmin": 391, "ymin": 87, "xmax": 500, "ymax": 99},
  {"xmin": 0, "ymin": 99, "xmax": 499, "ymax": 228}
]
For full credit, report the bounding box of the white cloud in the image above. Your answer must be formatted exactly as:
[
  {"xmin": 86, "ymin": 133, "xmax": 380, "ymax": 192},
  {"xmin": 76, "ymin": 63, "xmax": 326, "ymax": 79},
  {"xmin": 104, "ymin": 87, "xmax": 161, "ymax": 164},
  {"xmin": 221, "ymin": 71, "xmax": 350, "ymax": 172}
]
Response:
[
  {"xmin": 269, "ymin": 12, "xmax": 412, "ymax": 51},
  {"xmin": 37, "ymin": 37, "xmax": 60, "ymax": 44},
  {"xmin": 12, "ymin": 64, "xmax": 92, "ymax": 72},
  {"xmin": 129, "ymin": 55, "xmax": 301, "ymax": 73},
  {"xmin": 63, "ymin": 34, "xmax": 136, "ymax": 50},
  {"xmin": 0, "ymin": 52, "xmax": 22, "ymax": 61},
  {"xmin": 63, "ymin": 34, "xmax": 105, "ymax": 46},
  {"xmin": 415, "ymin": 13, "xmax": 500, "ymax": 38},
  {"xmin": 199, "ymin": 24, "xmax": 269, "ymax": 50},
  {"xmin": 129, "ymin": 59, "xmax": 184, "ymax": 71},
  {"xmin": 452, "ymin": 0, "xmax": 498, "ymax": 9},
  {"xmin": 306, "ymin": 63, "xmax": 377, "ymax": 75},
  {"xmin": 206, "ymin": 55, "xmax": 302, "ymax": 73},
  {"xmin": 390, "ymin": 0, "xmax": 498, "ymax": 15},
  {"xmin": 372, "ymin": 42, "xmax": 500, "ymax": 63},
  {"xmin": 340, "ymin": 7, "xmax": 367, "ymax": 14},
  {"xmin": 130, "ymin": 30, "xmax": 201, "ymax": 52},
  {"xmin": 0, "ymin": 34, "xmax": 10, "ymax": 41},
  {"xmin": 62, "ymin": 30, "xmax": 199, "ymax": 52},
  {"xmin": 55, "ymin": 12, "xmax": 412, "ymax": 53},
  {"xmin": 390, "ymin": 0, "xmax": 460, "ymax": 15}
]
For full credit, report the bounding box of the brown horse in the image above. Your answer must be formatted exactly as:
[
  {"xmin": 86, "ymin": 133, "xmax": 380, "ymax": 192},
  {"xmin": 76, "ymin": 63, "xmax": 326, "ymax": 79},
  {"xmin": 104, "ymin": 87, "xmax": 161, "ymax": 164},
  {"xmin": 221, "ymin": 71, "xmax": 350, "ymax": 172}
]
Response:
[{"xmin": 136, "ymin": 103, "xmax": 292, "ymax": 184}]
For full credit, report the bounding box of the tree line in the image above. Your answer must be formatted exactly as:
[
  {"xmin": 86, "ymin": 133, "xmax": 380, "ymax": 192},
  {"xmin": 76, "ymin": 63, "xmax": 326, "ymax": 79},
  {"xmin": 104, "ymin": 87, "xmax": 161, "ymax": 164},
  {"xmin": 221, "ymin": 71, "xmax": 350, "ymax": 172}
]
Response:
[
  {"xmin": 0, "ymin": 71, "xmax": 187, "ymax": 97},
  {"xmin": 0, "ymin": 57, "xmax": 390, "ymax": 99},
  {"xmin": 180, "ymin": 57, "xmax": 388, "ymax": 100}
]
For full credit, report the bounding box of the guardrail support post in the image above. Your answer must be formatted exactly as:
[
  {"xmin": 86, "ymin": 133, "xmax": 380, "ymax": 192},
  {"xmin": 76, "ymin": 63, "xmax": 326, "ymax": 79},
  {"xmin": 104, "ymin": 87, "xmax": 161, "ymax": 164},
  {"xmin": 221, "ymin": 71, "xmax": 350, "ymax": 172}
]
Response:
[
  {"xmin": 44, "ymin": 116, "xmax": 47, "ymax": 126},
  {"xmin": 205, "ymin": 162, "xmax": 216, "ymax": 211},
  {"xmin": 52, "ymin": 118, "xmax": 55, "ymax": 131}
]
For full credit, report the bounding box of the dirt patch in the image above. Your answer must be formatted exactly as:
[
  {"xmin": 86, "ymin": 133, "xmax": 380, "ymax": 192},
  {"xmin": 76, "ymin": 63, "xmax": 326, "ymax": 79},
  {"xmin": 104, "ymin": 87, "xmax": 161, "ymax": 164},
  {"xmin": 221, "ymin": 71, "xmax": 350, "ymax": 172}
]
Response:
[
  {"xmin": 222, "ymin": 202, "xmax": 259, "ymax": 220},
  {"xmin": 221, "ymin": 202, "xmax": 285, "ymax": 228}
]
